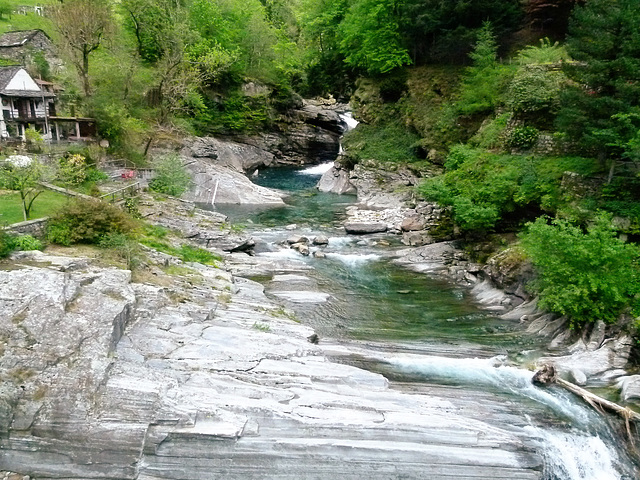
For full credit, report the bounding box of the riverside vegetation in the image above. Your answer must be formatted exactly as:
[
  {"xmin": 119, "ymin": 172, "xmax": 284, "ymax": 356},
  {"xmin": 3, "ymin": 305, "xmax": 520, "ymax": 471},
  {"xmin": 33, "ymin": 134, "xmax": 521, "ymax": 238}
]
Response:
[{"xmin": 0, "ymin": 3, "xmax": 639, "ymax": 346}]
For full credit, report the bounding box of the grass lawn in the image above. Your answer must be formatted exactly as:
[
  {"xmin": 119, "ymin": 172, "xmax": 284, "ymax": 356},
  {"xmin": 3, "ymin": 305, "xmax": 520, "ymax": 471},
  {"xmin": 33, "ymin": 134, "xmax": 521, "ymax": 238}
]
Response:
[{"xmin": 0, "ymin": 189, "xmax": 69, "ymax": 225}]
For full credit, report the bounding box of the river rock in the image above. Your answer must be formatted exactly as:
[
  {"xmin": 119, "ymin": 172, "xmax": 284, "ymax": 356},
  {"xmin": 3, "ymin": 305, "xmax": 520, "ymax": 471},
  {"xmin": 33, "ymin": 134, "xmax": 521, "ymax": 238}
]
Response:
[
  {"xmin": 585, "ymin": 319, "xmax": 607, "ymax": 351},
  {"xmin": 182, "ymin": 159, "xmax": 286, "ymax": 205},
  {"xmin": 402, "ymin": 231, "xmax": 434, "ymax": 246},
  {"xmin": 291, "ymin": 242, "xmax": 310, "ymax": 256},
  {"xmin": 293, "ymin": 102, "xmax": 346, "ymax": 134},
  {"xmin": 344, "ymin": 222, "xmax": 388, "ymax": 234},
  {"xmin": 617, "ymin": 375, "xmax": 640, "ymax": 404},
  {"xmin": 349, "ymin": 162, "xmax": 421, "ymax": 208},
  {"xmin": 287, "ymin": 235, "xmax": 308, "ymax": 245},
  {"xmin": 568, "ymin": 368, "xmax": 588, "ymax": 386},
  {"xmin": 0, "ymin": 251, "xmax": 546, "ymax": 479},
  {"xmin": 401, "ymin": 214, "xmax": 427, "ymax": 231},
  {"xmin": 312, "ymin": 235, "xmax": 329, "ymax": 246},
  {"xmin": 317, "ymin": 165, "xmax": 357, "ymax": 194},
  {"xmin": 537, "ymin": 335, "xmax": 634, "ymax": 383}
]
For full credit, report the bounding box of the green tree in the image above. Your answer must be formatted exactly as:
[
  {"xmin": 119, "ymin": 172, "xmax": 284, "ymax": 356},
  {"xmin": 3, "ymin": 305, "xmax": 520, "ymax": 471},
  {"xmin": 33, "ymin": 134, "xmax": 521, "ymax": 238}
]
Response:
[
  {"xmin": 338, "ymin": 0, "xmax": 411, "ymax": 74},
  {"xmin": 149, "ymin": 154, "xmax": 191, "ymax": 197},
  {"xmin": 556, "ymin": 0, "xmax": 640, "ymax": 162},
  {"xmin": 520, "ymin": 215, "xmax": 640, "ymax": 327},
  {"xmin": 455, "ymin": 22, "xmax": 514, "ymax": 116},
  {"xmin": 0, "ymin": 158, "xmax": 48, "ymax": 222}
]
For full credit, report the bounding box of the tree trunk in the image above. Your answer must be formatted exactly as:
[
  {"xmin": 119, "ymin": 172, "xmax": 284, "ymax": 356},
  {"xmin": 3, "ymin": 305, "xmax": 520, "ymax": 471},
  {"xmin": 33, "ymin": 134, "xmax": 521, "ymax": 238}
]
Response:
[{"xmin": 82, "ymin": 46, "xmax": 91, "ymax": 97}]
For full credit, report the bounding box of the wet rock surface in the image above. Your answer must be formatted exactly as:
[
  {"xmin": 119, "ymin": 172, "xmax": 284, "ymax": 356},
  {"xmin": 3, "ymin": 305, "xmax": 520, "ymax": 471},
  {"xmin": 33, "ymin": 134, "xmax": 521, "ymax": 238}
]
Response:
[{"xmin": 0, "ymin": 251, "xmax": 544, "ymax": 480}]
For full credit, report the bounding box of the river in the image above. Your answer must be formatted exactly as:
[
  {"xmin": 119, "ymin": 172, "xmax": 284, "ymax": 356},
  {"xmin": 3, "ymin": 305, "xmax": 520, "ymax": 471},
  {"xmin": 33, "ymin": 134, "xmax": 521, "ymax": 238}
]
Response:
[{"xmin": 208, "ymin": 159, "xmax": 639, "ymax": 480}]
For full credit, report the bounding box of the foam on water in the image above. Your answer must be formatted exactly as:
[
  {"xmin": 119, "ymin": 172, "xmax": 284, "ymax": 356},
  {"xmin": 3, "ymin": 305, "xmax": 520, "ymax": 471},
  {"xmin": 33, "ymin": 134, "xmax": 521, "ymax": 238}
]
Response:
[
  {"xmin": 300, "ymin": 162, "xmax": 335, "ymax": 175},
  {"xmin": 389, "ymin": 355, "xmax": 593, "ymax": 425},
  {"xmin": 325, "ymin": 252, "xmax": 381, "ymax": 267},
  {"xmin": 340, "ymin": 112, "xmax": 359, "ymax": 131},
  {"xmin": 327, "ymin": 236, "xmax": 355, "ymax": 248},
  {"xmin": 524, "ymin": 426, "xmax": 622, "ymax": 480}
]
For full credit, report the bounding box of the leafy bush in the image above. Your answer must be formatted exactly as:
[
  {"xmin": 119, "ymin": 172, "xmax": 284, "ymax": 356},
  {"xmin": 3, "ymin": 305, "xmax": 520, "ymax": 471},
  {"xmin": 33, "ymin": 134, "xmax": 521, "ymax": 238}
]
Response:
[
  {"xmin": 149, "ymin": 154, "xmax": 192, "ymax": 197},
  {"xmin": 24, "ymin": 128, "xmax": 44, "ymax": 151},
  {"xmin": 0, "ymin": 230, "xmax": 15, "ymax": 258},
  {"xmin": 516, "ymin": 38, "xmax": 570, "ymax": 65},
  {"xmin": 47, "ymin": 199, "xmax": 138, "ymax": 246},
  {"xmin": 57, "ymin": 154, "xmax": 87, "ymax": 186},
  {"xmin": 506, "ymin": 65, "xmax": 567, "ymax": 113},
  {"xmin": 419, "ymin": 148, "xmax": 600, "ymax": 233},
  {"xmin": 520, "ymin": 215, "xmax": 640, "ymax": 327},
  {"xmin": 12, "ymin": 235, "xmax": 43, "ymax": 251},
  {"xmin": 0, "ymin": 233, "xmax": 43, "ymax": 257},
  {"xmin": 85, "ymin": 168, "xmax": 109, "ymax": 183},
  {"xmin": 507, "ymin": 126, "xmax": 539, "ymax": 149},
  {"xmin": 99, "ymin": 232, "xmax": 141, "ymax": 270}
]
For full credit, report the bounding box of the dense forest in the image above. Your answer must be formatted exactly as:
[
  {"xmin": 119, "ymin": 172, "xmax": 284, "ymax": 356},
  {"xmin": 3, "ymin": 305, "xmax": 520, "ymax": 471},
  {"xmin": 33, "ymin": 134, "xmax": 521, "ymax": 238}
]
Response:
[{"xmin": 1, "ymin": 0, "xmax": 640, "ymax": 335}]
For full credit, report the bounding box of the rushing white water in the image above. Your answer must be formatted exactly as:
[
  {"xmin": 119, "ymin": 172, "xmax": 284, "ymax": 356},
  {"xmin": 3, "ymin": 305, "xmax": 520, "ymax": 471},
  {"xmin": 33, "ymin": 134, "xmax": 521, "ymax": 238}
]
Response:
[
  {"xmin": 339, "ymin": 112, "xmax": 359, "ymax": 131},
  {"xmin": 325, "ymin": 252, "xmax": 381, "ymax": 266},
  {"xmin": 388, "ymin": 355, "xmax": 594, "ymax": 425},
  {"xmin": 300, "ymin": 162, "xmax": 335, "ymax": 175},
  {"xmin": 524, "ymin": 426, "xmax": 622, "ymax": 480}
]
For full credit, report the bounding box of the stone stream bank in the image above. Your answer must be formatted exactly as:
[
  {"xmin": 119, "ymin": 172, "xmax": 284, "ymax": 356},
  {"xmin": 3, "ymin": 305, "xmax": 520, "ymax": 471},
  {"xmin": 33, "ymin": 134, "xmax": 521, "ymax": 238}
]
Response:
[{"xmin": 2, "ymin": 195, "xmax": 549, "ymax": 480}]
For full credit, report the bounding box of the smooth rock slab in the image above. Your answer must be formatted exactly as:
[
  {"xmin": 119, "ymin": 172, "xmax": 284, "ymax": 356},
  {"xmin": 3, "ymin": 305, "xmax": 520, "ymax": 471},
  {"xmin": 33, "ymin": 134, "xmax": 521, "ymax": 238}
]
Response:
[{"xmin": 344, "ymin": 222, "xmax": 388, "ymax": 234}]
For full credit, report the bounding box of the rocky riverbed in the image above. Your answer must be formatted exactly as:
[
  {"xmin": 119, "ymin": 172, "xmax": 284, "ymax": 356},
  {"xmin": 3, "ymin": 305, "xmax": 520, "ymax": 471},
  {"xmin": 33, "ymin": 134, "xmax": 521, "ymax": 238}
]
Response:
[{"xmin": 1, "ymin": 244, "xmax": 543, "ymax": 479}]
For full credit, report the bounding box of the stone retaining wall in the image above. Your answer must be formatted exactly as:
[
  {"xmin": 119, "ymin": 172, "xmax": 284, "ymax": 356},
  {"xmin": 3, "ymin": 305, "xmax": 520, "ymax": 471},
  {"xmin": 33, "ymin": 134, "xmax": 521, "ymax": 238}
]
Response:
[{"xmin": 2, "ymin": 218, "xmax": 48, "ymax": 236}]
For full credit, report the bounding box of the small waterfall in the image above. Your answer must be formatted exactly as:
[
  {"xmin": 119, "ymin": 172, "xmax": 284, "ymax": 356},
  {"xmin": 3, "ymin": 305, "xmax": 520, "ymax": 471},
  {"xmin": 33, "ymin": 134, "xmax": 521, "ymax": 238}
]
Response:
[
  {"xmin": 525, "ymin": 426, "xmax": 622, "ymax": 480},
  {"xmin": 339, "ymin": 112, "xmax": 359, "ymax": 131},
  {"xmin": 301, "ymin": 112, "xmax": 359, "ymax": 177},
  {"xmin": 300, "ymin": 163, "xmax": 335, "ymax": 175}
]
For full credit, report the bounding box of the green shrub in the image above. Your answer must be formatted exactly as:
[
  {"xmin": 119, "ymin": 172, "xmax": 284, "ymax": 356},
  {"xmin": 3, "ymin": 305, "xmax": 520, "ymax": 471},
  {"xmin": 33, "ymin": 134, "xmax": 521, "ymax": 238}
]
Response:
[
  {"xmin": 149, "ymin": 154, "xmax": 192, "ymax": 197},
  {"xmin": 0, "ymin": 230, "xmax": 16, "ymax": 258},
  {"xmin": 85, "ymin": 168, "xmax": 109, "ymax": 183},
  {"xmin": 507, "ymin": 126, "xmax": 539, "ymax": 149},
  {"xmin": 515, "ymin": 38, "xmax": 570, "ymax": 65},
  {"xmin": 520, "ymin": 215, "xmax": 640, "ymax": 327},
  {"xmin": 506, "ymin": 65, "xmax": 567, "ymax": 114},
  {"xmin": 12, "ymin": 235, "xmax": 43, "ymax": 251},
  {"xmin": 418, "ymin": 148, "xmax": 600, "ymax": 233},
  {"xmin": 47, "ymin": 199, "xmax": 138, "ymax": 246},
  {"xmin": 57, "ymin": 154, "xmax": 87, "ymax": 186}
]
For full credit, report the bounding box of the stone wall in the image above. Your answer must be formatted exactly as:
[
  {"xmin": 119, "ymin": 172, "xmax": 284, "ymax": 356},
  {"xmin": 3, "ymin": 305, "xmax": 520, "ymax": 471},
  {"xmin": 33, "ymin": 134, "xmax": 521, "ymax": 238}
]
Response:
[{"xmin": 2, "ymin": 217, "xmax": 47, "ymax": 236}]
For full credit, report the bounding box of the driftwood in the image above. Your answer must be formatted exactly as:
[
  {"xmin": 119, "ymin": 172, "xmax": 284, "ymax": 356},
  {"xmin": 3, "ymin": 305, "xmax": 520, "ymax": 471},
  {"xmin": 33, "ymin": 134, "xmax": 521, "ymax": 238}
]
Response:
[{"xmin": 533, "ymin": 364, "xmax": 640, "ymax": 444}]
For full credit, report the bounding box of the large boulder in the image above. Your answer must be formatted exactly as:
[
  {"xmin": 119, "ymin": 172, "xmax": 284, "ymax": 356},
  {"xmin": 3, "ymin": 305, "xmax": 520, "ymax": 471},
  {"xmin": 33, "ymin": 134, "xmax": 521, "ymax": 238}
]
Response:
[
  {"xmin": 317, "ymin": 165, "xmax": 357, "ymax": 194},
  {"xmin": 182, "ymin": 158, "xmax": 286, "ymax": 205}
]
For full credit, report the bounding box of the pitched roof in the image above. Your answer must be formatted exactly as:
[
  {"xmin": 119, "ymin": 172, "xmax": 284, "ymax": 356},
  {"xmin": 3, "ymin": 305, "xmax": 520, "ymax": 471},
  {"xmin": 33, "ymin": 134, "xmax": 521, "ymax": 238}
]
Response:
[
  {"xmin": 0, "ymin": 66, "xmax": 54, "ymax": 97},
  {"xmin": 0, "ymin": 29, "xmax": 51, "ymax": 48}
]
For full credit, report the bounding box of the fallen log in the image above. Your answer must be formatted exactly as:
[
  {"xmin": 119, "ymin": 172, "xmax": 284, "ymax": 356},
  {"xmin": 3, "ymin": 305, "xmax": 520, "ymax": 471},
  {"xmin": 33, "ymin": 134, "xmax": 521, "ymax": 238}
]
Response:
[{"xmin": 533, "ymin": 364, "xmax": 640, "ymax": 444}]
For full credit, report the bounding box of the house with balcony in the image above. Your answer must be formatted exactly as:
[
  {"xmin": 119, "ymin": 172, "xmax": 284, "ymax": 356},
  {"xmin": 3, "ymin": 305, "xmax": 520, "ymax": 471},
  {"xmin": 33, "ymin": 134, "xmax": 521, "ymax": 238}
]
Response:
[
  {"xmin": 0, "ymin": 66, "xmax": 96, "ymax": 142},
  {"xmin": 0, "ymin": 65, "xmax": 55, "ymax": 140}
]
